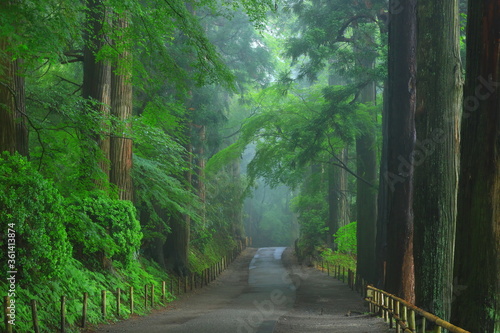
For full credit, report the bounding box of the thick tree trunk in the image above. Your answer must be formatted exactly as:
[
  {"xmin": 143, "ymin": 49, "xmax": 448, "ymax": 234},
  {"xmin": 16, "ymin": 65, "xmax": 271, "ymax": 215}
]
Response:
[
  {"xmin": 110, "ymin": 14, "xmax": 133, "ymax": 201},
  {"xmin": 195, "ymin": 125, "xmax": 206, "ymax": 225},
  {"xmin": 375, "ymin": 82, "xmax": 388, "ymax": 289},
  {"xmin": 356, "ymin": 79, "xmax": 378, "ymax": 284},
  {"xmin": 338, "ymin": 149, "xmax": 349, "ymax": 228},
  {"xmin": 0, "ymin": 35, "xmax": 18, "ymax": 155},
  {"xmin": 83, "ymin": 0, "xmax": 111, "ymax": 183},
  {"xmin": 383, "ymin": 0, "xmax": 416, "ymax": 302},
  {"xmin": 327, "ymin": 148, "xmax": 349, "ymax": 248},
  {"xmin": 230, "ymin": 159, "xmax": 244, "ymax": 238},
  {"xmin": 14, "ymin": 59, "xmax": 28, "ymax": 157},
  {"xmin": 166, "ymin": 213, "xmax": 190, "ymax": 276},
  {"xmin": 451, "ymin": 1, "xmax": 500, "ymax": 331},
  {"xmin": 413, "ymin": 0, "xmax": 462, "ymax": 321},
  {"xmin": 356, "ymin": 131, "xmax": 378, "ymax": 284},
  {"xmin": 354, "ymin": 19, "xmax": 378, "ymax": 284}
]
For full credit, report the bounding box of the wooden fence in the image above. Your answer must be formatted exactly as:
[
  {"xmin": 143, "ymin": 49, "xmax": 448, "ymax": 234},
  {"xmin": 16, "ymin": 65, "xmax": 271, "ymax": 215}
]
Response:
[
  {"xmin": 314, "ymin": 260, "xmax": 470, "ymax": 333},
  {"xmin": 365, "ymin": 285, "xmax": 470, "ymax": 333},
  {"xmin": 315, "ymin": 260, "xmax": 368, "ymax": 295},
  {"xmin": 2, "ymin": 241, "xmax": 249, "ymax": 333}
]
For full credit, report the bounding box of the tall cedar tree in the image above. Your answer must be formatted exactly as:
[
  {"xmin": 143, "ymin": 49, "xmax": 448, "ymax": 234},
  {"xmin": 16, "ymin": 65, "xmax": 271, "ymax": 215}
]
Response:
[
  {"xmin": 354, "ymin": 17, "xmax": 378, "ymax": 284},
  {"xmin": 356, "ymin": 76, "xmax": 378, "ymax": 284},
  {"xmin": 0, "ymin": 1, "xmax": 27, "ymax": 156},
  {"xmin": 0, "ymin": 35, "xmax": 18, "ymax": 154},
  {"xmin": 83, "ymin": 0, "xmax": 111, "ymax": 184},
  {"xmin": 327, "ymin": 149, "xmax": 349, "ymax": 248},
  {"xmin": 110, "ymin": 14, "xmax": 133, "ymax": 201},
  {"xmin": 451, "ymin": 0, "xmax": 500, "ymax": 331},
  {"xmin": 413, "ymin": 0, "xmax": 462, "ymax": 321},
  {"xmin": 381, "ymin": 0, "xmax": 416, "ymax": 302}
]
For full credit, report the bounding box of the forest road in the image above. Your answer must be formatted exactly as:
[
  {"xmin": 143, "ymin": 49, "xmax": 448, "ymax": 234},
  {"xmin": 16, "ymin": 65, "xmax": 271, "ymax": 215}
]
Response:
[
  {"xmin": 91, "ymin": 247, "xmax": 296, "ymax": 333},
  {"xmin": 91, "ymin": 247, "xmax": 390, "ymax": 333}
]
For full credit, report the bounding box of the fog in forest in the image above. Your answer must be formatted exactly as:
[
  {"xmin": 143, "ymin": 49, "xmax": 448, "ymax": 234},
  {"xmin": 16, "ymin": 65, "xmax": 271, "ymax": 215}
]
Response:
[{"xmin": 242, "ymin": 144, "xmax": 298, "ymax": 247}]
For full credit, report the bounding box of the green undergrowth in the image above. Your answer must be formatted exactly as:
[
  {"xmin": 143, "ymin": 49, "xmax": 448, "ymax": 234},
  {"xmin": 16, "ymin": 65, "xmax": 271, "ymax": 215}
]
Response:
[
  {"xmin": 316, "ymin": 221, "xmax": 358, "ymax": 272},
  {"xmin": 0, "ymin": 152, "xmax": 238, "ymax": 332},
  {"xmin": 0, "ymin": 257, "xmax": 174, "ymax": 333},
  {"xmin": 318, "ymin": 248, "xmax": 356, "ymax": 273},
  {"xmin": 188, "ymin": 234, "xmax": 236, "ymax": 273}
]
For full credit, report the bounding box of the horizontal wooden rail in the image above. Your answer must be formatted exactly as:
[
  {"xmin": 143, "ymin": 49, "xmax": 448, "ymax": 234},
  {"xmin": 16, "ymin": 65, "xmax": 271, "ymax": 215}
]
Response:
[{"xmin": 365, "ymin": 285, "xmax": 470, "ymax": 333}]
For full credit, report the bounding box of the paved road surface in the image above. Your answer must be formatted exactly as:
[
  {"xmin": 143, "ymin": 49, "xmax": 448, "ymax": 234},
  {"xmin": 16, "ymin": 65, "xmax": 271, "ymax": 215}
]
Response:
[
  {"xmin": 92, "ymin": 247, "xmax": 295, "ymax": 333},
  {"xmin": 91, "ymin": 247, "xmax": 390, "ymax": 333}
]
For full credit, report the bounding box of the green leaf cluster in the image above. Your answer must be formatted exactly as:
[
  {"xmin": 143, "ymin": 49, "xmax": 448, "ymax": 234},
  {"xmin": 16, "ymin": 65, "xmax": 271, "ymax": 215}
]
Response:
[
  {"xmin": 0, "ymin": 152, "xmax": 71, "ymax": 284},
  {"xmin": 333, "ymin": 221, "xmax": 357, "ymax": 256},
  {"xmin": 66, "ymin": 194, "xmax": 142, "ymax": 269}
]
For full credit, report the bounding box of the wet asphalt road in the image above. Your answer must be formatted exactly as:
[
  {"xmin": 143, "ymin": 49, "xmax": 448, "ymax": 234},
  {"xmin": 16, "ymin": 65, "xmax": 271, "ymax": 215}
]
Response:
[{"xmin": 93, "ymin": 247, "xmax": 296, "ymax": 333}]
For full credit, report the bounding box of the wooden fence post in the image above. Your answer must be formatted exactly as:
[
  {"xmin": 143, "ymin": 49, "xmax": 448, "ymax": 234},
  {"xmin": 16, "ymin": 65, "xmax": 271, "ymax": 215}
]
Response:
[
  {"xmin": 420, "ymin": 317, "xmax": 426, "ymax": 333},
  {"xmin": 101, "ymin": 290, "xmax": 107, "ymax": 318},
  {"xmin": 4, "ymin": 296, "xmax": 12, "ymax": 333},
  {"xmin": 60, "ymin": 296, "xmax": 66, "ymax": 333},
  {"xmin": 81, "ymin": 292, "xmax": 88, "ymax": 328},
  {"xmin": 129, "ymin": 286, "xmax": 134, "ymax": 314},
  {"xmin": 31, "ymin": 299, "xmax": 40, "ymax": 333},
  {"xmin": 395, "ymin": 300, "xmax": 401, "ymax": 333},
  {"xmin": 144, "ymin": 285, "xmax": 148, "ymax": 309},
  {"xmin": 402, "ymin": 305, "xmax": 408, "ymax": 328},
  {"xmin": 177, "ymin": 276, "xmax": 181, "ymax": 294},
  {"xmin": 162, "ymin": 281, "xmax": 166, "ymax": 303},
  {"xmin": 409, "ymin": 309, "xmax": 416, "ymax": 331},
  {"xmin": 389, "ymin": 296, "xmax": 393, "ymax": 324}
]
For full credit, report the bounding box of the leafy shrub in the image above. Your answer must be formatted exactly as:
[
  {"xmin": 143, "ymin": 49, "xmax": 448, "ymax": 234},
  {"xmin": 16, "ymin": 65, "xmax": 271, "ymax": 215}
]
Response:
[
  {"xmin": 333, "ymin": 221, "xmax": 357, "ymax": 256},
  {"xmin": 66, "ymin": 194, "xmax": 142, "ymax": 269},
  {"xmin": 319, "ymin": 247, "xmax": 356, "ymax": 272},
  {"xmin": 0, "ymin": 152, "xmax": 71, "ymax": 284}
]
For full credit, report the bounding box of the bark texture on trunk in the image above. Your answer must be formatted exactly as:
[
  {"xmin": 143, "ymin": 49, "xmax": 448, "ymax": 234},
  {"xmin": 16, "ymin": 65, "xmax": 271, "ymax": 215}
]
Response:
[
  {"xmin": 354, "ymin": 20, "xmax": 378, "ymax": 285},
  {"xmin": 110, "ymin": 14, "xmax": 133, "ymax": 201},
  {"xmin": 414, "ymin": 0, "xmax": 462, "ymax": 321},
  {"xmin": 451, "ymin": 1, "xmax": 500, "ymax": 331},
  {"xmin": 14, "ymin": 59, "xmax": 28, "ymax": 157},
  {"xmin": 0, "ymin": 36, "xmax": 18, "ymax": 155},
  {"xmin": 83, "ymin": 0, "xmax": 111, "ymax": 183},
  {"xmin": 327, "ymin": 149, "xmax": 349, "ymax": 248},
  {"xmin": 384, "ymin": 0, "xmax": 416, "ymax": 303},
  {"xmin": 166, "ymin": 142, "xmax": 193, "ymax": 276},
  {"xmin": 356, "ymin": 76, "xmax": 378, "ymax": 283}
]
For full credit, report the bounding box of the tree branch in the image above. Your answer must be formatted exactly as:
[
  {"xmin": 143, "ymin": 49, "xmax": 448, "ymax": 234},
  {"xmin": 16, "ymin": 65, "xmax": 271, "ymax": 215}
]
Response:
[{"xmin": 335, "ymin": 14, "xmax": 377, "ymax": 43}]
